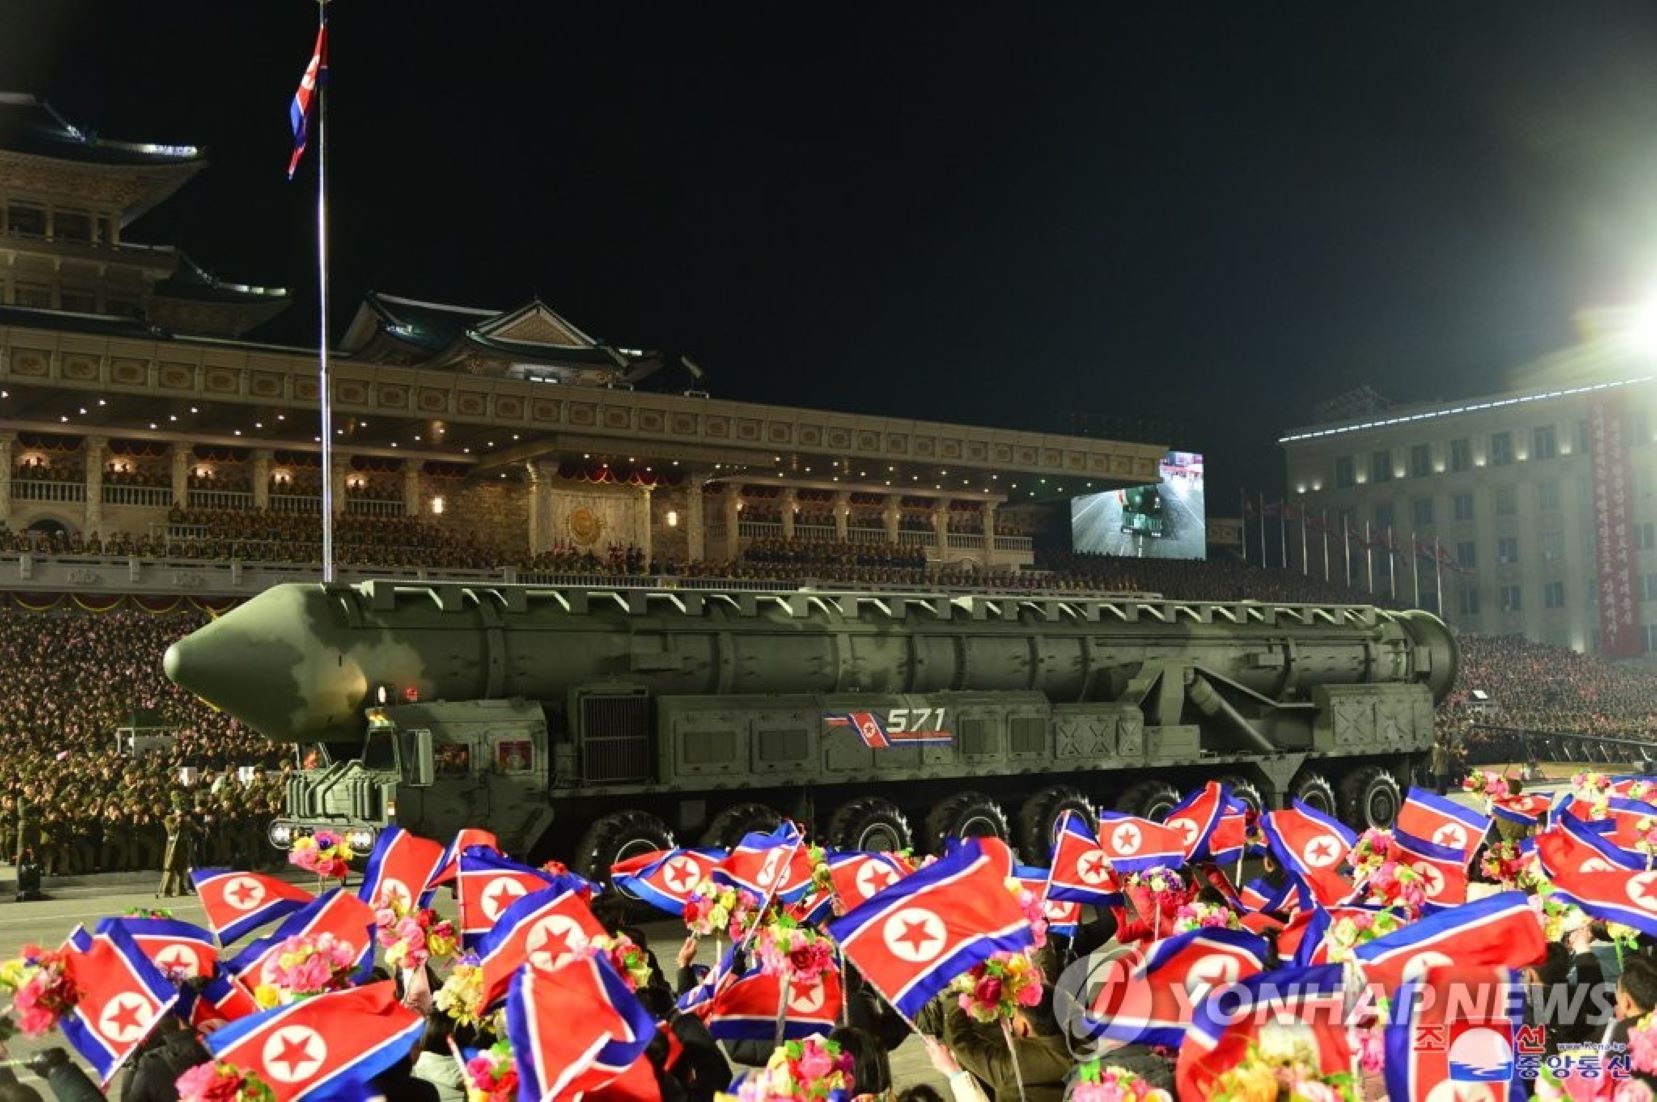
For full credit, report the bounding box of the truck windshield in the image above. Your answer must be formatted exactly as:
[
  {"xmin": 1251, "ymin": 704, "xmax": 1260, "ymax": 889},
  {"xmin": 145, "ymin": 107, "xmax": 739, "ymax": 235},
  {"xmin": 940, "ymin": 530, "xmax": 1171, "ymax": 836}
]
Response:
[{"xmin": 361, "ymin": 729, "xmax": 398, "ymax": 771}]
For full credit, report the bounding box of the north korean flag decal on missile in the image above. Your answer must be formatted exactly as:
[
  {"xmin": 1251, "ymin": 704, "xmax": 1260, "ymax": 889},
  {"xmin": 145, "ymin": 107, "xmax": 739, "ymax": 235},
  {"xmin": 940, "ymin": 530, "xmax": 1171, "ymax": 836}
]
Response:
[{"xmin": 825, "ymin": 706, "xmax": 952, "ymax": 748}]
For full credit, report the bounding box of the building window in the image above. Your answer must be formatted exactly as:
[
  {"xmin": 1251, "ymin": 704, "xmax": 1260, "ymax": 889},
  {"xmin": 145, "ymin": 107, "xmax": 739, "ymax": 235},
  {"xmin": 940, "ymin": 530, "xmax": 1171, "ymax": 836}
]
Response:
[
  {"xmin": 1543, "ymin": 580, "xmax": 1566, "ymax": 609},
  {"xmin": 1335, "ymin": 457, "xmax": 1355, "ymax": 489},
  {"xmin": 1457, "ymin": 540, "xmax": 1477, "ymax": 568},
  {"xmin": 1500, "ymin": 584, "xmax": 1523, "ymax": 612},
  {"xmin": 1410, "ymin": 444, "xmax": 1432, "ymax": 478},
  {"xmin": 1538, "ymin": 482, "xmax": 1560, "ymax": 511},
  {"xmin": 1495, "ymin": 487, "xmax": 1517, "ymax": 517},
  {"xmin": 12, "ymin": 283, "xmax": 50, "ymax": 308},
  {"xmin": 53, "ymin": 209, "xmax": 91, "ymax": 244},
  {"xmin": 1458, "ymin": 587, "xmax": 1481, "ymax": 616},
  {"xmin": 1490, "ymin": 432, "xmax": 1514, "ymax": 466},
  {"xmin": 1375, "ymin": 503, "xmax": 1394, "ymax": 532},
  {"xmin": 58, "ymin": 289, "xmax": 96, "ymax": 314},
  {"xmin": 1453, "ymin": 493, "xmax": 1475, "ymax": 522},
  {"xmin": 1497, "ymin": 536, "xmax": 1519, "ymax": 564},
  {"xmin": 5, "ymin": 203, "xmax": 44, "ymax": 237},
  {"xmin": 1533, "ymin": 425, "xmax": 1557, "ymax": 461},
  {"xmin": 1412, "ymin": 498, "xmax": 1435, "ymax": 527},
  {"xmin": 1540, "ymin": 531, "xmax": 1564, "ymax": 562},
  {"xmin": 1371, "ymin": 450, "xmax": 1394, "ymax": 483},
  {"xmin": 1645, "ymin": 573, "xmax": 1657, "ymax": 602},
  {"xmin": 1645, "ymin": 625, "xmax": 1657, "ymax": 654},
  {"xmin": 1638, "ymin": 523, "xmax": 1657, "ymax": 552},
  {"xmin": 1450, "ymin": 438, "xmax": 1472, "ymax": 472}
]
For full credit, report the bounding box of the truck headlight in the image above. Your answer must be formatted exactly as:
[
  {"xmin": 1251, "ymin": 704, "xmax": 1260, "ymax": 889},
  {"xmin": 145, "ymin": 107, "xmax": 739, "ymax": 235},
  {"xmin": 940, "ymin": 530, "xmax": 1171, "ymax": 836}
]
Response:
[
  {"xmin": 345, "ymin": 828, "xmax": 376, "ymax": 853},
  {"xmin": 268, "ymin": 822, "xmax": 294, "ymax": 848}
]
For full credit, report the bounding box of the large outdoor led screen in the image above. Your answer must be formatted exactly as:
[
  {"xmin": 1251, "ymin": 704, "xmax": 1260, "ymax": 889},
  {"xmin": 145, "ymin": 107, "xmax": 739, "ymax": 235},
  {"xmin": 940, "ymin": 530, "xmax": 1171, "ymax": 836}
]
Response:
[{"xmin": 1069, "ymin": 451, "xmax": 1207, "ymax": 560}]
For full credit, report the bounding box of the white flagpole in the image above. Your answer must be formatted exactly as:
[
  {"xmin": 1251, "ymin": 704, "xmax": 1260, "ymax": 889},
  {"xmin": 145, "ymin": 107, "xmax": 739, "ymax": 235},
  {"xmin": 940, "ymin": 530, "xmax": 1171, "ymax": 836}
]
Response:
[
  {"xmin": 1436, "ymin": 538, "xmax": 1446, "ymax": 617},
  {"xmin": 1387, "ymin": 526, "xmax": 1397, "ymax": 598},
  {"xmin": 1322, "ymin": 510, "xmax": 1331, "ymax": 581},
  {"xmin": 1239, "ymin": 487, "xmax": 1248, "ymax": 565},
  {"xmin": 316, "ymin": 0, "xmax": 334, "ymax": 582},
  {"xmin": 1300, "ymin": 509, "xmax": 1308, "ymax": 575},
  {"xmin": 1364, "ymin": 521, "xmax": 1374, "ymax": 593},
  {"xmin": 1411, "ymin": 529, "xmax": 1420, "ymax": 608}
]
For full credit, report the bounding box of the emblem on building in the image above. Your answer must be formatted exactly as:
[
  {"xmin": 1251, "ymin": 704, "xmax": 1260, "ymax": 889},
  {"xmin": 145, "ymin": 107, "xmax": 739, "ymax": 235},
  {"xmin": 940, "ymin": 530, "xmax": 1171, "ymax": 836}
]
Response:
[{"xmin": 567, "ymin": 506, "xmax": 604, "ymax": 547}]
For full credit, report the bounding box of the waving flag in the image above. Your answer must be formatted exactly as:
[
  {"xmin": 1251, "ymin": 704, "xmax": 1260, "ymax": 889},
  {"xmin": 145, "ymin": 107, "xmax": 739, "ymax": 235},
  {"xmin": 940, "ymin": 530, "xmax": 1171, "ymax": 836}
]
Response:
[
  {"xmin": 286, "ymin": 19, "xmax": 326, "ymax": 179},
  {"xmin": 225, "ymin": 888, "xmax": 376, "ymax": 986},
  {"xmin": 1262, "ymin": 801, "xmax": 1357, "ymax": 909},
  {"xmin": 358, "ymin": 826, "xmax": 447, "ymax": 910},
  {"xmin": 1536, "ymin": 814, "xmax": 1657, "ymax": 934},
  {"xmin": 1385, "ymin": 964, "xmax": 1525, "ymax": 1102},
  {"xmin": 612, "ymin": 847, "xmax": 723, "ymax": 916},
  {"xmin": 477, "ymin": 883, "xmax": 608, "ymax": 1007},
  {"xmin": 1207, "ymin": 796, "xmax": 1251, "ymax": 865},
  {"xmin": 1390, "ymin": 833, "xmax": 1470, "ymax": 909},
  {"xmin": 1015, "ymin": 866, "xmax": 1081, "ymax": 937},
  {"xmin": 676, "ymin": 945, "xmax": 739, "ymax": 1017},
  {"xmin": 708, "ymin": 964, "xmax": 842, "ymax": 1042},
  {"xmin": 1085, "ymin": 927, "xmax": 1269, "ymax": 1048},
  {"xmin": 715, "ymin": 821, "xmax": 810, "ymax": 902},
  {"xmin": 457, "ymin": 847, "xmax": 563, "ymax": 945},
  {"xmin": 1163, "ymin": 782, "xmax": 1231, "ymax": 862},
  {"xmin": 1598, "ymin": 796, "xmax": 1657, "ymax": 851},
  {"xmin": 1490, "ymin": 791, "xmax": 1551, "ymax": 826},
  {"xmin": 828, "ymin": 838, "xmax": 1032, "ymax": 1018},
  {"xmin": 193, "ymin": 868, "xmax": 313, "ymax": 946},
  {"xmin": 191, "ymin": 971, "xmax": 260, "ymax": 1031},
  {"xmin": 94, "ymin": 916, "xmax": 217, "ymax": 982},
  {"xmin": 506, "ymin": 955, "xmax": 658, "ymax": 1100},
  {"xmin": 1396, "ymin": 787, "xmax": 1490, "ymax": 864},
  {"xmin": 1095, "ymin": 812, "xmax": 1187, "ymax": 874},
  {"xmin": 1238, "ymin": 877, "xmax": 1293, "ymax": 915},
  {"xmin": 1177, "ymin": 964, "xmax": 1351, "ymax": 1102},
  {"xmin": 1352, "ymin": 891, "xmax": 1546, "ymax": 993},
  {"xmin": 428, "ymin": 828, "xmax": 502, "ymax": 890},
  {"xmin": 1047, "ymin": 810, "xmax": 1125, "ymax": 907},
  {"xmin": 827, "ymin": 851, "xmax": 911, "ymax": 913},
  {"xmin": 207, "ymin": 980, "xmax": 423, "ymax": 1102},
  {"xmin": 60, "ymin": 922, "xmax": 180, "ymax": 1084}
]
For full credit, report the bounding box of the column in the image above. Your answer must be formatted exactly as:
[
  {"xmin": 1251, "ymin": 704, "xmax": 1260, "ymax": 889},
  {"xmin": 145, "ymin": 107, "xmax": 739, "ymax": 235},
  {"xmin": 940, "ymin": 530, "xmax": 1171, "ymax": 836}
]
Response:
[
  {"xmin": 0, "ymin": 431, "xmax": 13, "ymax": 528},
  {"xmin": 883, "ymin": 494, "xmax": 901, "ymax": 544},
  {"xmin": 251, "ymin": 450, "xmax": 273, "ymax": 510},
  {"xmin": 636, "ymin": 485, "xmax": 654, "ymax": 567},
  {"xmin": 723, "ymin": 489, "xmax": 741, "ymax": 562},
  {"xmin": 932, "ymin": 496, "xmax": 950, "ymax": 550},
  {"xmin": 685, "ymin": 480, "xmax": 706, "ymax": 563},
  {"xmin": 170, "ymin": 442, "xmax": 190, "ymax": 508},
  {"xmin": 403, "ymin": 459, "xmax": 421, "ymax": 518},
  {"xmin": 833, "ymin": 491, "xmax": 850, "ymax": 541},
  {"xmin": 780, "ymin": 488, "xmax": 797, "ymax": 540},
  {"xmin": 83, "ymin": 436, "xmax": 107, "ymax": 536},
  {"xmin": 982, "ymin": 499, "xmax": 998, "ymax": 555}
]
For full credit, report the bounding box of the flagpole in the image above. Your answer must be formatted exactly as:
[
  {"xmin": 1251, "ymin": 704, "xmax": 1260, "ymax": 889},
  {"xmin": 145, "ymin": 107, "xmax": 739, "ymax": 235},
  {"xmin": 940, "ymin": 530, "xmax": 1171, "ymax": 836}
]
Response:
[
  {"xmin": 1435, "ymin": 538, "xmax": 1445, "ymax": 618},
  {"xmin": 1344, "ymin": 519, "xmax": 1352, "ymax": 588},
  {"xmin": 1322, "ymin": 510, "xmax": 1330, "ymax": 581},
  {"xmin": 1364, "ymin": 522, "xmax": 1374, "ymax": 594},
  {"xmin": 1278, "ymin": 504, "xmax": 1287, "ymax": 570},
  {"xmin": 1239, "ymin": 487, "xmax": 1248, "ymax": 565},
  {"xmin": 316, "ymin": 0, "xmax": 334, "ymax": 583},
  {"xmin": 1257, "ymin": 492, "xmax": 1267, "ymax": 568},
  {"xmin": 1411, "ymin": 529, "xmax": 1420, "ymax": 609},
  {"xmin": 1300, "ymin": 509, "xmax": 1308, "ymax": 576}
]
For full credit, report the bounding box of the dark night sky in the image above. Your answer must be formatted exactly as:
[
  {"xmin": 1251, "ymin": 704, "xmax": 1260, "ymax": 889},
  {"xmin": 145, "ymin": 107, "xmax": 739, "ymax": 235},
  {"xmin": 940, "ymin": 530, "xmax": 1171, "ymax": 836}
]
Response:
[{"xmin": 7, "ymin": 2, "xmax": 1657, "ymax": 505}]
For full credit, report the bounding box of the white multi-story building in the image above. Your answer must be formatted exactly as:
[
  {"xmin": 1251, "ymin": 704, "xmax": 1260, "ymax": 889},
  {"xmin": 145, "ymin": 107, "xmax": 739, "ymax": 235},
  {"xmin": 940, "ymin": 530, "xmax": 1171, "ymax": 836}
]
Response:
[{"xmin": 1280, "ymin": 374, "xmax": 1657, "ymax": 654}]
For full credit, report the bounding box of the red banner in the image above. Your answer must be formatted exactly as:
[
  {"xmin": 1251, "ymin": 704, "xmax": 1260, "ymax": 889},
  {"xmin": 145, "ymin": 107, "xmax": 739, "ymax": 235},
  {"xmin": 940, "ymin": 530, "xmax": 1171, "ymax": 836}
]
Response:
[{"xmin": 1590, "ymin": 393, "xmax": 1641, "ymax": 656}]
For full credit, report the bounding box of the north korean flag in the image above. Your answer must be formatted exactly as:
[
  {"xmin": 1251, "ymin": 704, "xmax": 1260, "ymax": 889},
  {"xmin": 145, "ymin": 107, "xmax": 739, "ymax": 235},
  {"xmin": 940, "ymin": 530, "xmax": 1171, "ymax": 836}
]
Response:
[
  {"xmin": 1352, "ymin": 890, "xmax": 1546, "ymax": 994},
  {"xmin": 1390, "ymin": 833, "xmax": 1470, "ymax": 909},
  {"xmin": 1599, "ymin": 796, "xmax": 1657, "ymax": 851},
  {"xmin": 827, "ymin": 838, "xmax": 1032, "ymax": 1019},
  {"xmin": 1163, "ymin": 782, "xmax": 1232, "ymax": 863},
  {"xmin": 93, "ymin": 916, "xmax": 217, "ymax": 982},
  {"xmin": 1396, "ymin": 787, "xmax": 1490, "ymax": 864},
  {"xmin": 191, "ymin": 971, "xmax": 260, "ymax": 1031},
  {"xmin": 59, "ymin": 922, "xmax": 180, "ymax": 1084},
  {"xmin": 207, "ymin": 980, "xmax": 424, "ymax": 1102},
  {"xmin": 1490, "ymin": 791, "xmax": 1551, "ymax": 827},
  {"xmin": 675, "ymin": 945, "xmax": 739, "ymax": 1017},
  {"xmin": 611, "ymin": 847, "xmax": 724, "ymax": 916},
  {"xmin": 1084, "ymin": 927, "xmax": 1269, "ymax": 1048},
  {"xmin": 1207, "ymin": 797, "xmax": 1251, "ymax": 866},
  {"xmin": 1048, "ymin": 809, "xmax": 1125, "ymax": 907},
  {"xmin": 827, "ymin": 851, "xmax": 911, "ymax": 914},
  {"xmin": 192, "ymin": 868, "xmax": 314, "ymax": 946},
  {"xmin": 1094, "ymin": 812, "xmax": 1188, "ymax": 875},
  {"xmin": 477, "ymin": 883, "xmax": 608, "ymax": 1007},
  {"xmin": 1015, "ymin": 866, "xmax": 1081, "ymax": 937},
  {"xmin": 506, "ymin": 954, "xmax": 658, "ymax": 1100},
  {"xmin": 714, "ymin": 822, "xmax": 809, "ymax": 903},
  {"xmin": 456, "ymin": 847, "xmax": 564, "ymax": 945},
  {"xmin": 357, "ymin": 825, "xmax": 447, "ymax": 910},
  {"xmin": 1262, "ymin": 801, "xmax": 1357, "ymax": 909},
  {"xmin": 1238, "ymin": 877, "xmax": 1293, "ymax": 915},
  {"xmin": 427, "ymin": 828, "xmax": 502, "ymax": 890},
  {"xmin": 225, "ymin": 888, "xmax": 377, "ymax": 987},
  {"xmin": 707, "ymin": 964, "xmax": 843, "ymax": 1042},
  {"xmin": 1177, "ymin": 964, "xmax": 1351, "ymax": 1102},
  {"xmin": 1536, "ymin": 813, "xmax": 1657, "ymax": 934},
  {"xmin": 1384, "ymin": 964, "xmax": 1526, "ymax": 1102}
]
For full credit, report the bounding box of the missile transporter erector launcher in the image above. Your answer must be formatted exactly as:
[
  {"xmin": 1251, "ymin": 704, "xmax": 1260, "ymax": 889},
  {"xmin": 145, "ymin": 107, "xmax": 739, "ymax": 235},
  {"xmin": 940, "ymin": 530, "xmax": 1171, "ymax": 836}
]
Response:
[{"xmin": 164, "ymin": 580, "xmax": 1457, "ymax": 880}]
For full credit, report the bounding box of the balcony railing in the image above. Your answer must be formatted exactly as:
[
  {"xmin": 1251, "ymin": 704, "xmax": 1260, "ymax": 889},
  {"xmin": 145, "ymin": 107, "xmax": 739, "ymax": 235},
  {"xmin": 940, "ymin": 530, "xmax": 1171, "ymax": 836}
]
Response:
[
  {"xmin": 345, "ymin": 498, "xmax": 404, "ymax": 518},
  {"xmin": 847, "ymin": 526, "xmax": 886, "ymax": 544},
  {"xmin": 271, "ymin": 493, "xmax": 322, "ymax": 513},
  {"xmin": 898, "ymin": 530, "xmax": 938, "ymax": 548},
  {"xmin": 737, "ymin": 520, "xmax": 783, "ymax": 538},
  {"xmin": 103, "ymin": 484, "xmax": 172, "ymax": 508},
  {"xmin": 994, "ymin": 534, "xmax": 1034, "ymax": 552},
  {"xmin": 14, "ymin": 480, "xmax": 85, "ymax": 503},
  {"xmin": 794, "ymin": 524, "xmax": 837, "ymax": 539},
  {"xmin": 188, "ymin": 488, "xmax": 254, "ymax": 510},
  {"xmin": 946, "ymin": 532, "xmax": 984, "ymax": 550}
]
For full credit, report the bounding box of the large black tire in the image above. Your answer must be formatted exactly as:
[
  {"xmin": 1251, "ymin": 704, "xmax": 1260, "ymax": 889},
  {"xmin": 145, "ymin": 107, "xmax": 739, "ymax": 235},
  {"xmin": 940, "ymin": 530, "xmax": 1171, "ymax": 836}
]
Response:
[
  {"xmin": 828, "ymin": 798, "xmax": 912, "ymax": 852},
  {"xmin": 700, "ymin": 802, "xmax": 781, "ymax": 849},
  {"xmin": 1018, "ymin": 785, "xmax": 1096, "ymax": 863},
  {"xmin": 1219, "ymin": 775, "xmax": 1265, "ymax": 818},
  {"xmin": 1115, "ymin": 780, "xmax": 1182, "ymax": 822},
  {"xmin": 1290, "ymin": 771, "xmax": 1338, "ymax": 818},
  {"xmin": 575, "ymin": 810, "xmax": 675, "ymax": 884},
  {"xmin": 924, "ymin": 792, "xmax": 1012, "ymax": 854},
  {"xmin": 1339, "ymin": 766, "xmax": 1403, "ymax": 830}
]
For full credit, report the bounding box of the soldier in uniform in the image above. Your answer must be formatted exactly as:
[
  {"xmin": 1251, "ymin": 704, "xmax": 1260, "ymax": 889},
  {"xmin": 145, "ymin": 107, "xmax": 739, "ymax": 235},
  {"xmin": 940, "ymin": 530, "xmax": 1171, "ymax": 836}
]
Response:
[
  {"xmin": 100, "ymin": 801, "xmax": 129, "ymax": 872},
  {"xmin": 37, "ymin": 806, "xmax": 61, "ymax": 877},
  {"xmin": 158, "ymin": 796, "xmax": 192, "ymax": 897},
  {"xmin": 0, "ymin": 795, "xmax": 18, "ymax": 865},
  {"xmin": 75, "ymin": 798, "xmax": 100, "ymax": 873}
]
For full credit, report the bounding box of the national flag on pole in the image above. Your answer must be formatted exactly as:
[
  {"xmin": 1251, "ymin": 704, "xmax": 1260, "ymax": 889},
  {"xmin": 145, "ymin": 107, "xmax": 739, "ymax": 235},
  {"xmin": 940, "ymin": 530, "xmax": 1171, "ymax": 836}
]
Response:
[
  {"xmin": 191, "ymin": 971, "xmax": 260, "ymax": 1031},
  {"xmin": 1014, "ymin": 866, "xmax": 1081, "ymax": 937},
  {"xmin": 1390, "ymin": 833, "xmax": 1470, "ymax": 909},
  {"xmin": 1238, "ymin": 877, "xmax": 1293, "ymax": 915},
  {"xmin": 93, "ymin": 916, "xmax": 217, "ymax": 982},
  {"xmin": 1083, "ymin": 927, "xmax": 1269, "ymax": 1048},
  {"xmin": 1163, "ymin": 782, "xmax": 1231, "ymax": 863},
  {"xmin": 192, "ymin": 868, "xmax": 314, "ymax": 946},
  {"xmin": 476, "ymin": 883, "xmax": 609, "ymax": 1008},
  {"xmin": 1489, "ymin": 791, "xmax": 1551, "ymax": 827},
  {"xmin": 1177, "ymin": 964, "xmax": 1351, "ymax": 1102},
  {"xmin": 60, "ymin": 922, "xmax": 180, "ymax": 1085},
  {"xmin": 676, "ymin": 946, "xmax": 739, "ymax": 1017},
  {"xmin": 827, "ymin": 851, "xmax": 911, "ymax": 913},
  {"xmin": 207, "ymin": 980, "xmax": 424, "ymax": 1102},
  {"xmin": 707, "ymin": 964, "xmax": 843, "ymax": 1042},
  {"xmin": 1047, "ymin": 810, "xmax": 1125, "ymax": 907},
  {"xmin": 225, "ymin": 888, "xmax": 376, "ymax": 986},
  {"xmin": 1351, "ymin": 891, "xmax": 1546, "ymax": 993},
  {"xmin": 286, "ymin": 20, "xmax": 326, "ymax": 179},
  {"xmin": 427, "ymin": 828, "xmax": 502, "ymax": 890},
  {"xmin": 1384, "ymin": 965, "xmax": 1526, "ymax": 1102},
  {"xmin": 827, "ymin": 838, "xmax": 1033, "ymax": 1019},
  {"xmin": 611, "ymin": 847, "xmax": 724, "ymax": 916},
  {"xmin": 1395, "ymin": 787, "xmax": 1490, "ymax": 865},
  {"xmin": 456, "ymin": 847, "xmax": 563, "ymax": 945},
  {"xmin": 1262, "ymin": 802, "xmax": 1357, "ymax": 909},
  {"xmin": 1094, "ymin": 812, "xmax": 1188, "ymax": 874},
  {"xmin": 505, "ymin": 955, "xmax": 658, "ymax": 1100},
  {"xmin": 714, "ymin": 822, "xmax": 809, "ymax": 902},
  {"xmin": 357, "ymin": 825, "xmax": 447, "ymax": 911},
  {"xmin": 1597, "ymin": 796, "xmax": 1657, "ymax": 851},
  {"xmin": 1535, "ymin": 814, "xmax": 1657, "ymax": 934}
]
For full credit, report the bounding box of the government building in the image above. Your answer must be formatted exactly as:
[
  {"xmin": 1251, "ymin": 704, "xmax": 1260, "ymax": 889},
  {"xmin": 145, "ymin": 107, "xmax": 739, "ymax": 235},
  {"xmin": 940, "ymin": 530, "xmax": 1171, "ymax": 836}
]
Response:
[{"xmin": 0, "ymin": 94, "xmax": 1166, "ymax": 597}]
